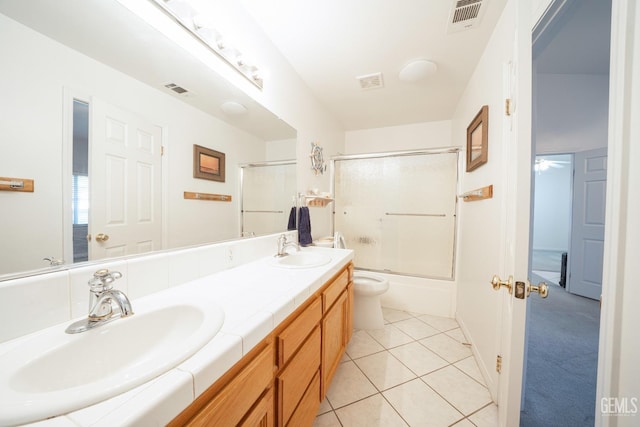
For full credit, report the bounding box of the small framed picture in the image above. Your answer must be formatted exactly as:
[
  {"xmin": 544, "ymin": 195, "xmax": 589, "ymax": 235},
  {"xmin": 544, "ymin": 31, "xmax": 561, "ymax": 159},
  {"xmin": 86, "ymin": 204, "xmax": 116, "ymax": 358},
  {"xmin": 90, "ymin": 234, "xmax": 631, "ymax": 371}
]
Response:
[
  {"xmin": 466, "ymin": 105, "xmax": 489, "ymax": 172},
  {"xmin": 194, "ymin": 144, "xmax": 225, "ymax": 182}
]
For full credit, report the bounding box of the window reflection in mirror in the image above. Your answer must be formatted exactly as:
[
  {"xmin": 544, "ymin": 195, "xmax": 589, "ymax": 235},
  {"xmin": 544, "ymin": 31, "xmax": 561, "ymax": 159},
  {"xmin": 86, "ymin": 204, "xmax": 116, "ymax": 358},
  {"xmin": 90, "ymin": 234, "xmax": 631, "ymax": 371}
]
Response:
[{"xmin": 72, "ymin": 100, "xmax": 89, "ymax": 263}]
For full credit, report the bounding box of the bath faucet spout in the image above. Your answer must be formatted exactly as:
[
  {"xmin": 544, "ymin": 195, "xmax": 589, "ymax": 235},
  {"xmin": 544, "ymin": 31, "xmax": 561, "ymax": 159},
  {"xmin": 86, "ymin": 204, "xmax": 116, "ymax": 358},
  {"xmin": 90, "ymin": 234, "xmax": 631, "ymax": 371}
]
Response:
[
  {"xmin": 276, "ymin": 234, "xmax": 300, "ymax": 257},
  {"xmin": 66, "ymin": 269, "xmax": 134, "ymax": 334}
]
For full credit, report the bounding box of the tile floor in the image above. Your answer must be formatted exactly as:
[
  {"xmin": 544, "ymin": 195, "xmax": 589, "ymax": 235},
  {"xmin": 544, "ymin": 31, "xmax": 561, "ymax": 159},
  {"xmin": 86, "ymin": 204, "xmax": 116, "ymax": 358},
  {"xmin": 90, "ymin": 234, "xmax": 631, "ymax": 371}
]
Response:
[{"xmin": 314, "ymin": 308, "xmax": 498, "ymax": 427}]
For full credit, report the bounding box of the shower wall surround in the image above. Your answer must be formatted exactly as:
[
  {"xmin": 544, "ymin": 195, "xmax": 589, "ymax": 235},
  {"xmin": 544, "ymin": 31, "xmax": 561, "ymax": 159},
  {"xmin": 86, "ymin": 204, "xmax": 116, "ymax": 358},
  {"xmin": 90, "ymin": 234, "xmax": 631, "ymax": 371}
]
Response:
[{"xmin": 0, "ymin": 232, "xmax": 296, "ymax": 344}]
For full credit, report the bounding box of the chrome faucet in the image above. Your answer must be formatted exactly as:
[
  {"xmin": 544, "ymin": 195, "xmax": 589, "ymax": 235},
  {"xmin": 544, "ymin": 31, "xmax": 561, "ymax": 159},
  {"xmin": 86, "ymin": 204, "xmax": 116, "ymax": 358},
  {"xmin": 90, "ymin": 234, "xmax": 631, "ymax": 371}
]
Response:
[
  {"xmin": 276, "ymin": 234, "xmax": 300, "ymax": 257},
  {"xmin": 65, "ymin": 269, "xmax": 134, "ymax": 334}
]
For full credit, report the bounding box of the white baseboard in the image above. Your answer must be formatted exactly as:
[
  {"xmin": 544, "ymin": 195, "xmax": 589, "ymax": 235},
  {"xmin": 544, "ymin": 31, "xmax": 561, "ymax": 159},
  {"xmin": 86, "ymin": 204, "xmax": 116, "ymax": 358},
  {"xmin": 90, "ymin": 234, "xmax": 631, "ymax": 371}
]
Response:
[{"xmin": 456, "ymin": 314, "xmax": 498, "ymax": 401}]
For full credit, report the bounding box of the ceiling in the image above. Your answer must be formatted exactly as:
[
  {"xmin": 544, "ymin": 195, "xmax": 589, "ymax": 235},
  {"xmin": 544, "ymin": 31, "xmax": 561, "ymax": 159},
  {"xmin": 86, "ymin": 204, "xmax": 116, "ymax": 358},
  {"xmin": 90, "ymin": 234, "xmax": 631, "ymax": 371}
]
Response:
[
  {"xmin": 239, "ymin": 0, "xmax": 611, "ymax": 132},
  {"xmin": 240, "ymin": 0, "xmax": 508, "ymax": 131},
  {"xmin": 2, "ymin": 0, "xmax": 611, "ymax": 135}
]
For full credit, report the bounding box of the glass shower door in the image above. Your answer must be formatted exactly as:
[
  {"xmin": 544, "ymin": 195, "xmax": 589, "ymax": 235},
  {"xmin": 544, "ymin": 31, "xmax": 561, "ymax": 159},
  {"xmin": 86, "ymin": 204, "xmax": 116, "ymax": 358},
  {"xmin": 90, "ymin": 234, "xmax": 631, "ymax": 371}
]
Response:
[{"xmin": 334, "ymin": 151, "xmax": 458, "ymax": 278}]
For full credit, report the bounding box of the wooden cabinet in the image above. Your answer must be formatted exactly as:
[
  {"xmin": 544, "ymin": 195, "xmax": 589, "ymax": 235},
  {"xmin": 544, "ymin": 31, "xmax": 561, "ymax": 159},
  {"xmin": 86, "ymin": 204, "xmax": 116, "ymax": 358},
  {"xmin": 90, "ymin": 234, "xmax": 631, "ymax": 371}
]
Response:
[
  {"xmin": 169, "ymin": 342, "xmax": 274, "ymax": 427},
  {"xmin": 277, "ymin": 326, "xmax": 321, "ymax": 424},
  {"xmin": 321, "ymin": 288, "xmax": 349, "ymax": 397},
  {"xmin": 170, "ymin": 262, "xmax": 353, "ymax": 427}
]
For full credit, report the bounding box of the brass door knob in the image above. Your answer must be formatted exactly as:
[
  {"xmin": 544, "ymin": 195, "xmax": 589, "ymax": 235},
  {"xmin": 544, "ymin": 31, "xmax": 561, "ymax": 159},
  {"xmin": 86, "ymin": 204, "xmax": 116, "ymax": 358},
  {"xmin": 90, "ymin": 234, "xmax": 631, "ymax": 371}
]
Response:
[
  {"xmin": 528, "ymin": 281, "xmax": 549, "ymax": 298},
  {"xmin": 95, "ymin": 233, "xmax": 110, "ymax": 243},
  {"xmin": 491, "ymin": 275, "xmax": 513, "ymax": 294}
]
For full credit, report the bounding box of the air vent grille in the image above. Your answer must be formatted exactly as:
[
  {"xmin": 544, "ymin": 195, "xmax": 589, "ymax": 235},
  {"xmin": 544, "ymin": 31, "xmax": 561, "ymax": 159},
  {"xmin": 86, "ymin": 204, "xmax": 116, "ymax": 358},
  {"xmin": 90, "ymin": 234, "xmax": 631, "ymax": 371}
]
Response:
[
  {"xmin": 164, "ymin": 83, "xmax": 190, "ymax": 95},
  {"xmin": 448, "ymin": 0, "xmax": 485, "ymax": 33},
  {"xmin": 356, "ymin": 72, "xmax": 384, "ymax": 90}
]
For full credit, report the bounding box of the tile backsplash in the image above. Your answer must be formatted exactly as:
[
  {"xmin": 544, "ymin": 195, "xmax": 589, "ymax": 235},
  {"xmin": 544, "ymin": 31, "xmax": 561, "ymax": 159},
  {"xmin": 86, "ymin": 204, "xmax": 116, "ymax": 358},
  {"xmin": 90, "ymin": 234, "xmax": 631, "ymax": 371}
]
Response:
[{"xmin": 0, "ymin": 232, "xmax": 296, "ymax": 344}]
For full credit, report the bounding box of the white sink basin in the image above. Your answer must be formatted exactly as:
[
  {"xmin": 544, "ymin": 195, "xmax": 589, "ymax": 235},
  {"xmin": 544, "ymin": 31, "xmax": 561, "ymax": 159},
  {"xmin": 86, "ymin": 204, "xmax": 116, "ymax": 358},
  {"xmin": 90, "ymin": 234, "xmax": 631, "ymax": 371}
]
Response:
[
  {"xmin": 270, "ymin": 251, "xmax": 332, "ymax": 269},
  {"xmin": 0, "ymin": 292, "xmax": 224, "ymax": 425}
]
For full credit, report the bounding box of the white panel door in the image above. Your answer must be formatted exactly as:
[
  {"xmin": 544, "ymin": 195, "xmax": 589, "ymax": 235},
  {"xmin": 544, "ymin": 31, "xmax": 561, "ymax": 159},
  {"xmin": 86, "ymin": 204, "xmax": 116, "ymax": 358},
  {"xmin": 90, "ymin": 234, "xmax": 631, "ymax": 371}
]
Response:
[
  {"xmin": 569, "ymin": 147, "xmax": 607, "ymax": 300},
  {"xmin": 89, "ymin": 98, "xmax": 162, "ymax": 260}
]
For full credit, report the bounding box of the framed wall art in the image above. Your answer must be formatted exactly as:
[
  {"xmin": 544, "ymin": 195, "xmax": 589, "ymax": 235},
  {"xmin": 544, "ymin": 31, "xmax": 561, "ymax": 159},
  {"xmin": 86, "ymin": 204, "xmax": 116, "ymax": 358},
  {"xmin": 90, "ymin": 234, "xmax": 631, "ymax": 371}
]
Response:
[
  {"xmin": 466, "ymin": 105, "xmax": 489, "ymax": 172},
  {"xmin": 194, "ymin": 144, "xmax": 225, "ymax": 182}
]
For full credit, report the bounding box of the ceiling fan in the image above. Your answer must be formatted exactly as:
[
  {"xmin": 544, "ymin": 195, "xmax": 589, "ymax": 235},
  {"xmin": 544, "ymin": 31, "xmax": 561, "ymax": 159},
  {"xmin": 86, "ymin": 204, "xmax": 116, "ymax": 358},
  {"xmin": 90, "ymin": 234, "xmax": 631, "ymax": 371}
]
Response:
[{"xmin": 534, "ymin": 157, "xmax": 571, "ymax": 172}]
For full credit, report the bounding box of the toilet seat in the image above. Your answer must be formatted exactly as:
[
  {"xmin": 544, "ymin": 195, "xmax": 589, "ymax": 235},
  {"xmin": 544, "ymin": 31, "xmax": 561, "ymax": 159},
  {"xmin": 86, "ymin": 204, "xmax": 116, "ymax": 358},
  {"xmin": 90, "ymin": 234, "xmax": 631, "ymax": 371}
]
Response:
[{"xmin": 353, "ymin": 273, "xmax": 389, "ymax": 296}]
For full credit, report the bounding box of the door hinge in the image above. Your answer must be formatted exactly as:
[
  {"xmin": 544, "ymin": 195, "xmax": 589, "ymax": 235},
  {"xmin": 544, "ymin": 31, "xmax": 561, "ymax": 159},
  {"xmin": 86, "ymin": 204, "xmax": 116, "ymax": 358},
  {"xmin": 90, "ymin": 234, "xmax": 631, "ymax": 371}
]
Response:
[
  {"xmin": 496, "ymin": 355, "xmax": 502, "ymax": 373},
  {"xmin": 505, "ymin": 98, "xmax": 512, "ymax": 116},
  {"xmin": 161, "ymin": 145, "xmax": 165, "ymax": 156}
]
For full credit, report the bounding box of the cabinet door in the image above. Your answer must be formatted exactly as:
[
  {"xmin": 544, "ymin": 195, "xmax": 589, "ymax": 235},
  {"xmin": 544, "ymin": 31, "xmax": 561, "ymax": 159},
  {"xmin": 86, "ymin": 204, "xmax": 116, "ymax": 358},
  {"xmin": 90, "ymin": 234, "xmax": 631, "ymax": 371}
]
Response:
[
  {"xmin": 277, "ymin": 326, "xmax": 321, "ymax": 425},
  {"xmin": 240, "ymin": 387, "xmax": 274, "ymax": 427},
  {"xmin": 286, "ymin": 370, "xmax": 320, "ymax": 427},
  {"xmin": 321, "ymin": 290, "xmax": 348, "ymax": 397}
]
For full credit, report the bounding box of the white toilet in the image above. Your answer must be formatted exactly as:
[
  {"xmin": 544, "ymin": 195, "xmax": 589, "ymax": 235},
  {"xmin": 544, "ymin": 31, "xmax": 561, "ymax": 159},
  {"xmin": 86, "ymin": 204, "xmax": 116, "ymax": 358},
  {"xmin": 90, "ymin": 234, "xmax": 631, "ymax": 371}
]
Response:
[{"xmin": 334, "ymin": 232, "xmax": 389, "ymax": 330}]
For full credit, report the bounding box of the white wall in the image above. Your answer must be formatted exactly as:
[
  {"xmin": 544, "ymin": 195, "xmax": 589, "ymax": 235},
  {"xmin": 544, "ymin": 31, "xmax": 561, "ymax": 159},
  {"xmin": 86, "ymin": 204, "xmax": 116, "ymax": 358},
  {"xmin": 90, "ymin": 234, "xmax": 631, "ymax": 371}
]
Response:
[
  {"xmin": 452, "ymin": 0, "xmax": 516, "ymax": 398},
  {"xmin": 536, "ymin": 73, "xmax": 609, "ymax": 154},
  {"xmin": 345, "ymin": 120, "xmax": 453, "ymax": 153},
  {"xmin": 0, "ymin": 14, "xmax": 270, "ymax": 274}
]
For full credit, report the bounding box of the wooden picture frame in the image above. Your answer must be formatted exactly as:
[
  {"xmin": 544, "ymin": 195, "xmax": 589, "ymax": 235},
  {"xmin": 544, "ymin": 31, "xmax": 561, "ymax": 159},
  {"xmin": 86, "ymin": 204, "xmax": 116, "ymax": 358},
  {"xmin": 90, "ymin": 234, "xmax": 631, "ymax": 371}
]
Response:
[
  {"xmin": 466, "ymin": 105, "xmax": 489, "ymax": 172},
  {"xmin": 194, "ymin": 144, "xmax": 225, "ymax": 182}
]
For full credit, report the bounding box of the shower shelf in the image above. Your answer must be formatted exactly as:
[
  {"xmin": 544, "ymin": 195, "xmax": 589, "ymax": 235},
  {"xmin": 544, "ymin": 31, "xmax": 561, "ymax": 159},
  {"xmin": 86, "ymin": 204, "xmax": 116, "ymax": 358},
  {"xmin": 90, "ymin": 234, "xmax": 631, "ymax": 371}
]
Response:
[{"xmin": 302, "ymin": 195, "xmax": 334, "ymax": 207}]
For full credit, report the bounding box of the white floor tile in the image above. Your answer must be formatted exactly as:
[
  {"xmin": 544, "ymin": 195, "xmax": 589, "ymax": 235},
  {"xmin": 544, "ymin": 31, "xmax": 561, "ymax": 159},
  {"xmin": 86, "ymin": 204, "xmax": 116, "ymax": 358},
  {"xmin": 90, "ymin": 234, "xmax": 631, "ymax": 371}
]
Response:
[
  {"xmin": 416, "ymin": 314, "xmax": 460, "ymax": 332},
  {"xmin": 454, "ymin": 356, "xmax": 485, "ymax": 385},
  {"xmin": 422, "ymin": 365, "xmax": 493, "ymax": 416},
  {"xmin": 318, "ymin": 398, "xmax": 332, "ymax": 415},
  {"xmin": 420, "ymin": 333, "xmax": 472, "ymax": 363},
  {"xmin": 354, "ymin": 351, "xmax": 416, "ymax": 391},
  {"xmin": 313, "ymin": 410, "xmax": 342, "ymax": 427},
  {"xmin": 451, "ymin": 419, "xmax": 476, "ymax": 426},
  {"xmin": 468, "ymin": 403, "xmax": 498, "ymax": 427},
  {"xmin": 347, "ymin": 329, "xmax": 386, "ymax": 359},
  {"xmin": 392, "ymin": 318, "xmax": 440, "ymax": 340},
  {"xmin": 389, "ymin": 341, "xmax": 449, "ymax": 376},
  {"xmin": 335, "ymin": 394, "xmax": 408, "ymax": 427},
  {"xmin": 325, "ymin": 360, "xmax": 378, "ymax": 408},
  {"xmin": 366, "ymin": 324, "xmax": 414, "ymax": 349},
  {"xmin": 382, "ymin": 307, "xmax": 415, "ymax": 323},
  {"xmin": 383, "ymin": 378, "xmax": 464, "ymax": 427},
  {"xmin": 444, "ymin": 328, "xmax": 468, "ymax": 343}
]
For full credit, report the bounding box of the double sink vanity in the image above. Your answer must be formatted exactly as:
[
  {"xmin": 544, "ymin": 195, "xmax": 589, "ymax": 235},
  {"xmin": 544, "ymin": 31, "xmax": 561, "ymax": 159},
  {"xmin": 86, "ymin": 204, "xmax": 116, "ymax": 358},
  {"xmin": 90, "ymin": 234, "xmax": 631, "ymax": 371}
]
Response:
[{"xmin": 0, "ymin": 242, "xmax": 354, "ymax": 426}]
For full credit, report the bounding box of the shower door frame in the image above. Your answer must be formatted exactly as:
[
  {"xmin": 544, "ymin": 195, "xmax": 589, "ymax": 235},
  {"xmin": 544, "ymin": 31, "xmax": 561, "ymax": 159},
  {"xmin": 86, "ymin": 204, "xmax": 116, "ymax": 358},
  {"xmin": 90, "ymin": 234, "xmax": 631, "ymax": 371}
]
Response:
[{"xmin": 330, "ymin": 147, "xmax": 460, "ymax": 280}]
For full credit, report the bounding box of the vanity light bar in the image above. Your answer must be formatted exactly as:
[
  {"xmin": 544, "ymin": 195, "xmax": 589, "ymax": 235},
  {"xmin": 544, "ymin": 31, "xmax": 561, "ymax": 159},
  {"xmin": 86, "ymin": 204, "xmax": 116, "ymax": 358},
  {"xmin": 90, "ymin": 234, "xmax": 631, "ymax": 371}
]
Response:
[{"xmin": 150, "ymin": 0, "xmax": 264, "ymax": 89}]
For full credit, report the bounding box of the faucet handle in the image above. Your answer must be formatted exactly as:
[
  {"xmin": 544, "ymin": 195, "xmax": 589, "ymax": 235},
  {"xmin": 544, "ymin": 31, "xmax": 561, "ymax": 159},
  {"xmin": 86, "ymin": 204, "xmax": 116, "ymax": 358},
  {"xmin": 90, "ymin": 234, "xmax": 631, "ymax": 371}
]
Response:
[{"xmin": 88, "ymin": 269, "xmax": 122, "ymax": 291}]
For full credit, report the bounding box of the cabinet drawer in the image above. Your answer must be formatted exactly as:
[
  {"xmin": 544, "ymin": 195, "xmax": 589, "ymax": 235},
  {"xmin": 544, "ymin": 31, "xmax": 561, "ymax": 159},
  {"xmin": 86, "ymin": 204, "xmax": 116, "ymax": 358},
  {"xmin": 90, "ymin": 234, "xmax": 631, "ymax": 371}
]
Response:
[
  {"xmin": 286, "ymin": 370, "xmax": 320, "ymax": 427},
  {"xmin": 189, "ymin": 345, "xmax": 274, "ymax": 427},
  {"xmin": 277, "ymin": 326, "xmax": 321, "ymax": 425},
  {"xmin": 322, "ymin": 268, "xmax": 349, "ymax": 313},
  {"xmin": 277, "ymin": 297, "xmax": 321, "ymax": 367}
]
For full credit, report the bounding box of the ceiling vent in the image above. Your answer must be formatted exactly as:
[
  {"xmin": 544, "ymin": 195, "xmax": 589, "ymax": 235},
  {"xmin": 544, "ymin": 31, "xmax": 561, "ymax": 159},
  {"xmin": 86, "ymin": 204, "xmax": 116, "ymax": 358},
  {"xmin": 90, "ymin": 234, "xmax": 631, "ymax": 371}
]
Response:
[
  {"xmin": 356, "ymin": 72, "xmax": 384, "ymax": 90},
  {"xmin": 447, "ymin": 0, "xmax": 486, "ymax": 33},
  {"xmin": 164, "ymin": 82, "xmax": 190, "ymax": 95}
]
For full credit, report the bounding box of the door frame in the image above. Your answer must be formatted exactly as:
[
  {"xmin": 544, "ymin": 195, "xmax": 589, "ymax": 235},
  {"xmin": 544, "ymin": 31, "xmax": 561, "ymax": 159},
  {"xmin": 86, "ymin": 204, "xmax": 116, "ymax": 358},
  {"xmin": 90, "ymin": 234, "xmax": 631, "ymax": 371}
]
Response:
[{"xmin": 595, "ymin": 0, "xmax": 633, "ymax": 423}]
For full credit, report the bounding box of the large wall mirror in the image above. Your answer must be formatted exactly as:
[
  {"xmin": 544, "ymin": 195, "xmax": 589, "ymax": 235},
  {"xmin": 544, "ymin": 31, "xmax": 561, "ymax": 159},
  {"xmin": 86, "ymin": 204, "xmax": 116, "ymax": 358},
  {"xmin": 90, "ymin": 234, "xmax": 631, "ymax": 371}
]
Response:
[{"xmin": 0, "ymin": 0, "xmax": 297, "ymax": 279}]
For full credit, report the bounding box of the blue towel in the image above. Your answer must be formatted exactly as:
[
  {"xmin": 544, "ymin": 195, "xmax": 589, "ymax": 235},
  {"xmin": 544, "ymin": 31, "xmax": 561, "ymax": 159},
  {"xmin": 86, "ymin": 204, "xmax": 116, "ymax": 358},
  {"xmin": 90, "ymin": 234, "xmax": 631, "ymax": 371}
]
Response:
[
  {"xmin": 298, "ymin": 207, "xmax": 313, "ymax": 246},
  {"xmin": 287, "ymin": 206, "xmax": 296, "ymax": 230}
]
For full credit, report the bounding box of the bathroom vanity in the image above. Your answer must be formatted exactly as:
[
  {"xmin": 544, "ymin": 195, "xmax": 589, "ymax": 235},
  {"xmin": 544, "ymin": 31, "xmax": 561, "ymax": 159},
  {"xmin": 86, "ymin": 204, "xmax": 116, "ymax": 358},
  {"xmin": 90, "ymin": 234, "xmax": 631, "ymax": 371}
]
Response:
[
  {"xmin": 0, "ymin": 242, "xmax": 353, "ymax": 426},
  {"xmin": 169, "ymin": 262, "xmax": 354, "ymax": 426}
]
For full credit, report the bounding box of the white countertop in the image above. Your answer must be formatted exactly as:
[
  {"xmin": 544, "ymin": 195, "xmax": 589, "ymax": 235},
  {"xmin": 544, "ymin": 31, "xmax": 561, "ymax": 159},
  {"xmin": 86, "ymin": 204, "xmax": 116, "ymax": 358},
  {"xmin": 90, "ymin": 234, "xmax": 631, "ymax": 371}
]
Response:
[{"xmin": 14, "ymin": 246, "xmax": 353, "ymax": 427}]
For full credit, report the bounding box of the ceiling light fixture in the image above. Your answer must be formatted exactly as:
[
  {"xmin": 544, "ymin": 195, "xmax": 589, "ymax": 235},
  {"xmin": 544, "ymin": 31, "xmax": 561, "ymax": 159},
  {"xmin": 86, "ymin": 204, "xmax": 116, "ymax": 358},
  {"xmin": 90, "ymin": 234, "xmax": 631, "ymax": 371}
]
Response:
[
  {"xmin": 398, "ymin": 59, "xmax": 438, "ymax": 83},
  {"xmin": 221, "ymin": 101, "xmax": 248, "ymax": 115}
]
